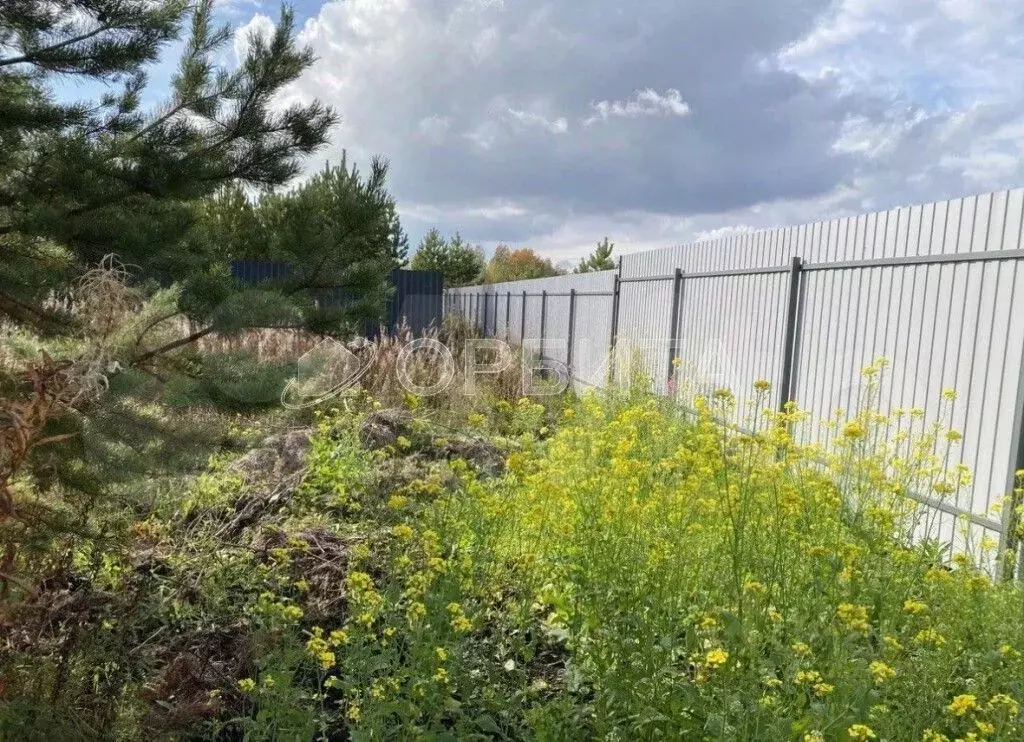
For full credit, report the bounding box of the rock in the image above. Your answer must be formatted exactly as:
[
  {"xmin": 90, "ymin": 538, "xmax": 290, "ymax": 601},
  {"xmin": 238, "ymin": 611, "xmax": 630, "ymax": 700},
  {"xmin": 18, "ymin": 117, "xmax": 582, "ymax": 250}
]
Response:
[
  {"xmin": 442, "ymin": 437, "xmax": 506, "ymax": 478},
  {"xmin": 227, "ymin": 429, "xmax": 311, "ymax": 483},
  {"xmin": 227, "ymin": 447, "xmax": 278, "ymax": 483},
  {"xmin": 275, "ymin": 429, "xmax": 311, "ymax": 475},
  {"xmin": 359, "ymin": 409, "xmax": 413, "ymax": 450}
]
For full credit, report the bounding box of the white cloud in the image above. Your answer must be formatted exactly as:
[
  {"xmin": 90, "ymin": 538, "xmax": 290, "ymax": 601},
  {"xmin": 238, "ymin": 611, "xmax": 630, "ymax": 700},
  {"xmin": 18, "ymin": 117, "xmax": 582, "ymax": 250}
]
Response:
[
  {"xmin": 507, "ymin": 108, "xmax": 569, "ymax": 134},
  {"xmin": 417, "ymin": 115, "xmax": 453, "ymax": 142},
  {"xmin": 243, "ymin": 0, "xmax": 1024, "ymax": 262},
  {"xmin": 233, "ymin": 13, "xmax": 275, "ymax": 64},
  {"xmin": 583, "ymin": 88, "xmax": 691, "ymax": 126}
]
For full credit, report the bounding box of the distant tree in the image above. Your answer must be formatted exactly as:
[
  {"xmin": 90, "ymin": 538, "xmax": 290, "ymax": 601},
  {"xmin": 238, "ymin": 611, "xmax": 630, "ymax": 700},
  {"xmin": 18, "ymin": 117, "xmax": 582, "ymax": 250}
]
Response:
[
  {"xmin": 576, "ymin": 237, "xmax": 616, "ymax": 273},
  {"xmin": 194, "ymin": 153, "xmax": 404, "ymax": 331},
  {"xmin": 385, "ymin": 201, "xmax": 410, "ymax": 269},
  {"xmin": 482, "ymin": 245, "xmax": 563, "ymax": 283},
  {"xmin": 410, "ymin": 229, "xmax": 485, "ymax": 287}
]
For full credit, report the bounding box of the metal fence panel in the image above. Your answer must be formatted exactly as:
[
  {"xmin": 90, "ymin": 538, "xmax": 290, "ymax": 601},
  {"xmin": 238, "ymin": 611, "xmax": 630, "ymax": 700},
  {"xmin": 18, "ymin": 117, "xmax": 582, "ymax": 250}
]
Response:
[
  {"xmin": 444, "ymin": 188, "xmax": 1024, "ymax": 573},
  {"xmin": 231, "ymin": 263, "xmax": 443, "ymax": 336}
]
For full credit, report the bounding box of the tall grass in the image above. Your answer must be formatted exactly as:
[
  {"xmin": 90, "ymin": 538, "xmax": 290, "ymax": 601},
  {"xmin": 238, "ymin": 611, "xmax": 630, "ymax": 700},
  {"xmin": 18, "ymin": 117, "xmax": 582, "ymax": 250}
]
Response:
[{"xmin": 419, "ymin": 367, "xmax": 1024, "ymax": 740}]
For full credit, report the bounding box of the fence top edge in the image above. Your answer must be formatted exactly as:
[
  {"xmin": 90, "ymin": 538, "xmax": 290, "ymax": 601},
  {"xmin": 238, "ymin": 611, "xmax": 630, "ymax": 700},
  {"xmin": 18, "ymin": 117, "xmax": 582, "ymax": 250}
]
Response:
[{"xmin": 445, "ymin": 248, "xmax": 1024, "ymax": 294}]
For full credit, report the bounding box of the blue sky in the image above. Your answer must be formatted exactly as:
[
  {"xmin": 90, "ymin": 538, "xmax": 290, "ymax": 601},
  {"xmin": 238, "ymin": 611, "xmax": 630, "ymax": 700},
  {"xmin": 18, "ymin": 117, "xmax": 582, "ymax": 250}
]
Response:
[{"xmin": 52, "ymin": 0, "xmax": 1024, "ymax": 263}]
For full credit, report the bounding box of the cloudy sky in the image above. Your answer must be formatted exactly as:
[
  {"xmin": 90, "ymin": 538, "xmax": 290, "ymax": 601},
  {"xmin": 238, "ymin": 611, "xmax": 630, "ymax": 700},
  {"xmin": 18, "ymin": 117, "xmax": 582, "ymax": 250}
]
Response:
[{"xmin": 146, "ymin": 0, "xmax": 1024, "ymax": 261}]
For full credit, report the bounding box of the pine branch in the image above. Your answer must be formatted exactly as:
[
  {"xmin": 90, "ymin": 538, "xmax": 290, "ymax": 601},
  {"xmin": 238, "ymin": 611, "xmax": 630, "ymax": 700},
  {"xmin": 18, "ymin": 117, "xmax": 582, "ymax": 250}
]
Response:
[
  {"xmin": 0, "ymin": 24, "xmax": 113, "ymax": 68},
  {"xmin": 124, "ymin": 87, "xmax": 224, "ymax": 144},
  {"xmin": 132, "ymin": 324, "xmax": 214, "ymax": 365}
]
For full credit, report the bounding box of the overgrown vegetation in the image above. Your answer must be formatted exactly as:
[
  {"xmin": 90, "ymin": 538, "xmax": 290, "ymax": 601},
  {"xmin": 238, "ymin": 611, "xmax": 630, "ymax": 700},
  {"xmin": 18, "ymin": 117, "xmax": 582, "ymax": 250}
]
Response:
[
  {"xmin": 3, "ymin": 3, "xmax": 1024, "ymax": 741},
  {"xmin": 5, "ymin": 348, "xmax": 1024, "ymax": 739},
  {"xmin": 0, "ymin": 0, "xmax": 405, "ymax": 606}
]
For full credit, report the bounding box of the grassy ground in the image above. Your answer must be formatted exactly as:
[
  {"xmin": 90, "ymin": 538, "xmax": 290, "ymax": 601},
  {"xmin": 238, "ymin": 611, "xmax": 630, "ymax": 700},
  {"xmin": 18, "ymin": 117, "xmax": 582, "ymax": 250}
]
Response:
[{"xmin": 2, "ymin": 363, "xmax": 1024, "ymax": 740}]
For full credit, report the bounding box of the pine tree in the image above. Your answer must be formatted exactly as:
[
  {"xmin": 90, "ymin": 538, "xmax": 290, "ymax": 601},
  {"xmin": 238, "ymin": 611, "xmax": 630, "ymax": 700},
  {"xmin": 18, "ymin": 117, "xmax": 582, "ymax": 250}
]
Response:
[
  {"xmin": 576, "ymin": 237, "xmax": 616, "ymax": 273},
  {"xmin": 194, "ymin": 153, "xmax": 407, "ymax": 331},
  {"xmin": 0, "ymin": 0, "xmax": 380, "ymax": 597},
  {"xmin": 410, "ymin": 229, "xmax": 485, "ymax": 287},
  {"xmin": 0, "ymin": 0, "xmax": 337, "ymax": 332}
]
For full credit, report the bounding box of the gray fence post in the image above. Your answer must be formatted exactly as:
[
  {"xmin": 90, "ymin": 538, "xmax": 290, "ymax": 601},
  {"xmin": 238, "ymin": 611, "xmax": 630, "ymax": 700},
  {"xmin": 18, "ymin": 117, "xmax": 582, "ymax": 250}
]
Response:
[
  {"xmin": 608, "ymin": 257, "xmax": 623, "ymax": 384},
  {"xmin": 666, "ymin": 268, "xmax": 684, "ymax": 385},
  {"xmin": 567, "ymin": 288, "xmax": 577, "ymax": 375},
  {"xmin": 539, "ymin": 290, "xmax": 547, "ymax": 359},
  {"xmin": 998, "ymin": 343, "xmax": 1024, "ymax": 580},
  {"xmin": 520, "ymin": 291, "xmax": 527, "ymax": 344},
  {"xmin": 778, "ymin": 256, "xmax": 804, "ymax": 412},
  {"xmin": 482, "ymin": 292, "xmax": 490, "ymax": 335},
  {"xmin": 505, "ymin": 290, "xmax": 512, "ymax": 338}
]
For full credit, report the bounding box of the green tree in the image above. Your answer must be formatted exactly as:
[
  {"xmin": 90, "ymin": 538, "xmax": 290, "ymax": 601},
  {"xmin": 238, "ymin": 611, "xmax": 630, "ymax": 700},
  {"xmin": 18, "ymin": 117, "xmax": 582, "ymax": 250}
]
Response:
[
  {"xmin": 0, "ymin": 0, "xmax": 336, "ymax": 332},
  {"xmin": 482, "ymin": 245, "xmax": 563, "ymax": 283},
  {"xmin": 0, "ymin": 0, "xmax": 359, "ymax": 597},
  {"xmin": 195, "ymin": 153, "xmax": 407, "ymax": 331},
  {"xmin": 410, "ymin": 229, "xmax": 485, "ymax": 287},
  {"xmin": 576, "ymin": 237, "xmax": 616, "ymax": 273},
  {"xmin": 384, "ymin": 201, "xmax": 410, "ymax": 269}
]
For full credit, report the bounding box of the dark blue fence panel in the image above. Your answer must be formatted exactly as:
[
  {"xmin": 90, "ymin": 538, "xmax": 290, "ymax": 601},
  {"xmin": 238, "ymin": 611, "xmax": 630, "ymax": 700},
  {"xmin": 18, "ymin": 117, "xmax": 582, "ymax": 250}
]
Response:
[
  {"xmin": 388, "ymin": 269, "xmax": 443, "ymax": 336},
  {"xmin": 230, "ymin": 260, "xmax": 292, "ymax": 284},
  {"xmin": 230, "ymin": 262, "xmax": 443, "ymax": 336}
]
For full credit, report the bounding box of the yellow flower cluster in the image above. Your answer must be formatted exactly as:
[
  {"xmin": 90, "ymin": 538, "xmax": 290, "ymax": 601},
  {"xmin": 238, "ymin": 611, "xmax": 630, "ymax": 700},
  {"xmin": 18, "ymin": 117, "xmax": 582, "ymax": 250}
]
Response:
[
  {"xmin": 375, "ymin": 373, "xmax": 1024, "ymax": 740},
  {"xmin": 704, "ymin": 648, "xmax": 729, "ymax": 669},
  {"xmin": 837, "ymin": 602, "xmax": 870, "ymax": 634},
  {"xmin": 868, "ymin": 661, "xmax": 896, "ymax": 684},
  {"xmin": 305, "ymin": 626, "xmax": 350, "ymax": 671}
]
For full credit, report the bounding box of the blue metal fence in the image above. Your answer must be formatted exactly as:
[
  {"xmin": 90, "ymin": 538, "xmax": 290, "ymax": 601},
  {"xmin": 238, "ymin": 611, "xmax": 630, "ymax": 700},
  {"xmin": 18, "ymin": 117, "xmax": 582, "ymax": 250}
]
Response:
[{"xmin": 230, "ymin": 261, "xmax": 443, "ymax": 336}]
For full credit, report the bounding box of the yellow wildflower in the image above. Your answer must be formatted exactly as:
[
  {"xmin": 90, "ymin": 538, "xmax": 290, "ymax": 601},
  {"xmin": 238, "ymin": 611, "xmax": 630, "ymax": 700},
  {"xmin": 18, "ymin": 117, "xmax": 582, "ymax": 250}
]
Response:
[
  {"xmin": 848, "ymin": 724, "xmax": 876, "ymax": 740},
  {"xmin": 837, "ymin": 602, "xmax": 870, "ymax": 633},
  {"xmin": 987, "ymin": 693, "xmax": 1020, "ymax": 716},
  {"xmin": 791, "ymin": 642, "xmax": 812, "ymax": 658},
  {"xmin": 796, "ymin": 670, "xmax": 824, "ymax": 686},
  {"xmin": 843, "ymin": 421, "xmax": 867, "ymax": 439},
  {"xmin": 903, "ymin": 599, "xmax": 929, "ymax": 615},
  {"xmin": 915, "ymin": 628, "xmax": 947, "ymax": 648},
  {"xmin": 946, "ymin": 694, "xmax": 980, "ymax": 717},
  {"xmin": 813, "ymin": 682, "xmax": 834, "ymax": 697},
  {"xmin": 407, "ymin": 601, "xmax": 427, "ymax": 622},
  {"xmin": 705, "ymin": 648, "xmax": 729, "ymax": 669},
  {"xmin": 869, "ymin": 661, "xmax": 896, "ymax": 684},
  {"xmin": 391, "ymin": 524, "xmax": 414, "ymax": 541}
]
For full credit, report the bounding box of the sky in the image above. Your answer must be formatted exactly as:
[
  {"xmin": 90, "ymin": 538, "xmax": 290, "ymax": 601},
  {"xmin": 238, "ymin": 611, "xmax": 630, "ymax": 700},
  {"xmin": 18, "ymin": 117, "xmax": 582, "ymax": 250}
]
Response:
[{"xmin": 57, "ymin": 0, "xmax": 1024, "ymax": 264}]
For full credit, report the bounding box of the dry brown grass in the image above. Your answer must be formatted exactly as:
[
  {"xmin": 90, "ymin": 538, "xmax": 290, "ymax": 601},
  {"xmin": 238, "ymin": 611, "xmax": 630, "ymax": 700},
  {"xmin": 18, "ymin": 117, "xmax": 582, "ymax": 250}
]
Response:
[{"xmin": 192, "ymin": 326, "xmax": 323, "ymax": 364}]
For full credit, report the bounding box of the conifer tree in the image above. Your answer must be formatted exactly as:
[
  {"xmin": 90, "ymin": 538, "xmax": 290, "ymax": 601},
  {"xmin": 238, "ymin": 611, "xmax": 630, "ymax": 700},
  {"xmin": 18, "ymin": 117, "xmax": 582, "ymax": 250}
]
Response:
[
  {"xmin": 410, "ymin": 229, "xmax": 485, "ymax": 287},
  {"xmin": 576, "ymin": 237, "xmax": 616, "ymax": 273},
  {"xmin": 0, "ymin": 0, "xmax": 403, "ymax": 592},
  {"xmin": 0, "ymin": 0, "xmax": 339, "ymax": 335}
]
